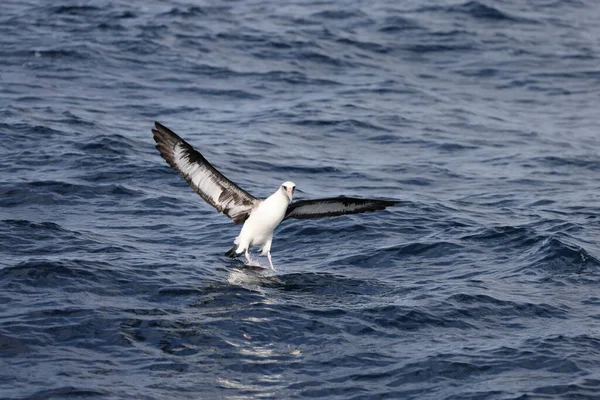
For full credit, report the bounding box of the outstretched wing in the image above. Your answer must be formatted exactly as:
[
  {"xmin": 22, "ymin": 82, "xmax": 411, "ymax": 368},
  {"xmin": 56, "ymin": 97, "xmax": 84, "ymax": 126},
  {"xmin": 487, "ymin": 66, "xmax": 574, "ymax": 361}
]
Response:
[
  {"xmin": 284, "ymin": 197, "xmax": 396, "ymax": 220},
  {"xmin": 152, "ymin": 122, "xmax": 258, "ymax": 224}
]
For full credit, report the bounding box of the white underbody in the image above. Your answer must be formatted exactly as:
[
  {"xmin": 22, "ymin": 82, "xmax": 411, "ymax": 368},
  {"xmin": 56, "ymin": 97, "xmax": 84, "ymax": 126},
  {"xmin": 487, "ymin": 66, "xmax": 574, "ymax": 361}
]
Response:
[{"xmin": 234, "ymin": 187, "xmax": 291, "ymax": 268}]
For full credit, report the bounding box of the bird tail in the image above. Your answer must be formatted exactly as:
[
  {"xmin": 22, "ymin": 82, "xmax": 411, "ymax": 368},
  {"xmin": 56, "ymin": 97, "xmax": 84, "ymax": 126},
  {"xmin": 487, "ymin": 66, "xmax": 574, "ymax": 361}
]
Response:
[{"xmin": 225, "ymin": 246, "xmax": 239, "ymax": 258}]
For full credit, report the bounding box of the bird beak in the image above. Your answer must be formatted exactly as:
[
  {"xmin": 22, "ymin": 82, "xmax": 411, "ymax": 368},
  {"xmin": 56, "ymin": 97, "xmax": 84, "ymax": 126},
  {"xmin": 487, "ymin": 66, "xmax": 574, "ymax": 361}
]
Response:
[{"xmin": 287, "ymin": 187, "xmax": 293, "ymax": 198}]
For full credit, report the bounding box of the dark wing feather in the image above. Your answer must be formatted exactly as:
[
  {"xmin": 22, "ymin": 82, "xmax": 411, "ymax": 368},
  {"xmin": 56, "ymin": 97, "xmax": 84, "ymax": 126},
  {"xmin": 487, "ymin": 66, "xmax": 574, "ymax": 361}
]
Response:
[
  {"xmin": 152, "ymin": 122, "xmax": 258, "ymax": 224},
  {"xmin": 284, "ymin": 197, "xmax": 396, "ymax": 220}
]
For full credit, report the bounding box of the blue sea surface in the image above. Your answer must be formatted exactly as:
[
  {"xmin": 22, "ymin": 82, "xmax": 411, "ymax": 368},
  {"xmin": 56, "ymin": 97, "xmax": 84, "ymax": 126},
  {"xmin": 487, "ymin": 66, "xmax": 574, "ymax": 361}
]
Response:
[{"xmin": 1, "ymin": 0, "xmax": 600, "ymax": 398}]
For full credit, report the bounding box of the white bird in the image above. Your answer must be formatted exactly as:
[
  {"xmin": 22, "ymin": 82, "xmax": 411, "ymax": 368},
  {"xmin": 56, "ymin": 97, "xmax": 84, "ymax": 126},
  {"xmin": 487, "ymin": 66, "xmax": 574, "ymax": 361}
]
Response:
[{"xmin": 152, "ymin": 122, "xmax": 396, "ymax": 270}]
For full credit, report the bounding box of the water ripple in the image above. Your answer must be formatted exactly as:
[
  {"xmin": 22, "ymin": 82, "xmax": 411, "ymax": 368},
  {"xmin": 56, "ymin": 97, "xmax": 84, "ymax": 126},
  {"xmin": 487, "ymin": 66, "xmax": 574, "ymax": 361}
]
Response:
[{"xmin": 2, "ymin": 0, "xmax": 600, "ymax": 398}]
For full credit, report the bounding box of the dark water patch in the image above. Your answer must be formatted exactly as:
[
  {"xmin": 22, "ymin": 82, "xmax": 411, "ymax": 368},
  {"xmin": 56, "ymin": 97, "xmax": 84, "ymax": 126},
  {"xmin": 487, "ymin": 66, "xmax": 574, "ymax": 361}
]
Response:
[
  {"xmin": 268, "ymin": 163, "xmax": 339, "ymax": 175},
  {"xmin": 336, "ymin": 38, "xmax": 391, "ymax": 54},
  {"xmin": 282, "ymin": 223, "xmax": 375, "ymax": 240},
  {"xmin": 358, "ymin": 345, "xmax": 590, "ymax": 399},
  {"xmin": 2, "ymin": 219, "xmax": 68, "ymax": 232},
  {"xmin": 293, "ymin": 118, "xmax": 388, "ymax": 132},
  {"xmin": 420, "ymin": 1, "xmax": 534, "ymax": 23},
  {"xmin": 322, "ymin": 351, "xmax": 398, "ymax": 370},
  {"xmin": 96, "ymin": 21, "xmax": 128, "ymax": 32},
  {"xmin": 365, "ymin": 345, "xmax": 581, "ymax": 394},
  {"xmin": 461, "ymin": 225, "xmax": 541, "ymax": 250},
  {"xmin": 0, "ymin": 259, "xmax": 121, "ymax": 288},
  {"xmin": 532, "ymin": 383, "xmax": 600, "ymax": 397},
  {"xmin": 20, "ymin": 387, "xmax": 108, "ymax": 400},
  {"xmin": 527, "ymin": 198, "xmax": 556, "ymax": 207},
  {"xmin": 49, "ymin": 5, "xmax": 102, "ymax": 16},
  {"xmin": 528, "ymin": 334, "xmax": 600, "ymax": 358},
  {"xmin": 346, "ymin": 358, "xmax": 494, "ymax": 387},
  {"xmin": 520, "ymin": 236, "xmax": 600, "ymax": 278},
  {"xmin": 532, "ymin": 69, "xmax": 600, "ymax": 80},
  {"xmin": 405, "ymin": 43, "xmax": 477, "ymax": 54},
  {"xmin": 531, "ymin": 155, "xmax": 600, "ymax": 172},
  {"xmin": 110, "ymin": 39, "xmax": 165, "ymax": 59},
  {"xmin": 119, "ymin": 316, "xmax": 237, "ymax": 356},
  {"xmin": 214, "ymin": 31, "xmax": 272, "ymax": 45},
  {"xmin": 0, "ymin": 219, "xmax": 128, "ymax": 257},
  {"xmin": 360, "ymin": 305, "xmax": 474, "ymax": 332},
  {"xmin": 536, "ymin": 220, "xmax": 583, "ymax": 236},
  {"xmin": 138, "ymin": 196, "xmax": 187, "ymax": 211},
  {"xmin": 76, "ymin": 169, "xmax": 143, "ymax": 184},
  {"xmin": 0, "ymin": 181, "xmax": 143, "ymax": 207},
  {"xmin": 452, "ymin": 2, "xmax": 517, "ymax": 21},
  {"xmin": 0, "ymin": 122, "xmax": 68, "ymax": 139},
  {"xmin": 378, "ymin": 16, "xmax": 422, "ymax": 33},
  {"xmin": 388, "ymin": 241, "xmax": 465, "ymax": 258},
  {"xmin": 446, "ymin": 293, "xmax": 569, "ymax": 321},
  {"xmin": 263, "ymin": 273, "xmax": 390, "ymax": 299},
  {"xmin": 240, "ymin": 159, "xmax": 339, "ymax": 176},
  {"xmin": 311, "ymin": 10, "xmax": 367, "ymax": 20},
  {"xmin": 58, "ymin": 111, "xmax": 98, "ymax": 128},
  {"xmin": 31, "ymin": 49, "xmax": 93, "ymax": 61},
  {"xmin": 157, "ymin": 286, "xmax": 205, "ymax": 297},
  {"xmin": 0, "ymin": 48, "xmax": 91, "ymax": 63},
  {"xmin": 177, "ymin": 86, "xmax": 262, "ymax": 100},
  {"xmin": 335, "ymin": 241, "xmax": 465, "ymax": 268},
  {"xmin": 260, "ymin": 70, "xmax": 341, "ymax": 86},
  {"xmin": 437, "ymin": 142, "xmax": 479, "ymax": 152},
  {"xmin": 160, "ymin": 6, "xmax": 230, "ymax": 18},
  {"xmin": 109, "ymin": 10, "xmax": 137, "ymax": 20},
  {"xmin": 297, "ymin": 50, "xmax": 355, "ymax": 67},
  {"xmin": 454, "ymin": 192, "xmax": 522, "ymax": 208},
  {"xmin": 0, "ymin": 330, "xmax": 30, "ymax": 357},
  {"xmin": 0, "ymin": 183, "xmax": 80, "ymax": 207},
  {"xmin": 6, "ymin": 305, "xmax": 134, "ymax": 352},
  {"xmin": 29, "ymin": 180, "xmax": 140, "ymax": 197},
  {"xmin": 367, "ymin": 134, "xmax": 399, "ymax": 144},
  {"xmin": 0, "ymin": 257, "xmax": 154, "ymax": 299},
  {"xmin": 77, "ymin": 134, "xmax": 137, "ymax": 156}
]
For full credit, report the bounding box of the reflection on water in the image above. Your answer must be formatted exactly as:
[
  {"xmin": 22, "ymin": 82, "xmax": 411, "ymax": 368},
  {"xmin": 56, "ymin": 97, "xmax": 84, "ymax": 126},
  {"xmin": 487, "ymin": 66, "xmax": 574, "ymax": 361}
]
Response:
[
  {"xmin": 226, "ymin": 265, "xmax": 282, "ymax": 293},
  {"xmin": 216, "ymin": 341, "xmax": 303, "ymax": 399},
  {"xmin": 219, "ymin": 268, "xmax": 303, "ymax": 400}
]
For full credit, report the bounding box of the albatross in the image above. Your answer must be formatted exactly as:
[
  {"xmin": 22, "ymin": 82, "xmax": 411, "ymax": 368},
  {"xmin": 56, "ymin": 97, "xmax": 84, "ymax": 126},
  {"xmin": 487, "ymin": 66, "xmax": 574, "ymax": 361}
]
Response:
[{"xmin": 152, "ymin": 122, "xmax": 396, "ymax": 270}]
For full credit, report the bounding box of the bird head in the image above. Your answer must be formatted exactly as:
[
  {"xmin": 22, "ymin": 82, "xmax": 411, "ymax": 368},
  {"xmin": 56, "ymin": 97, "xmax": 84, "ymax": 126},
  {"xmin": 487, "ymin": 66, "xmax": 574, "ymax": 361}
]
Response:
[{"xmin": 281, "ymin": 181, "xmax": 296, "ymax": 202}]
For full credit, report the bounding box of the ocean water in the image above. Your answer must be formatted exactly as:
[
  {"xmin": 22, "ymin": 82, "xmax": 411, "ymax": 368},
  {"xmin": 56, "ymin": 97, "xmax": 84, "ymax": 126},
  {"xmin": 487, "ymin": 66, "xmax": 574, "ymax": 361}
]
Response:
[{"xmin": 1, "ymin": 0, "xmax": 600, "ymax": 398}]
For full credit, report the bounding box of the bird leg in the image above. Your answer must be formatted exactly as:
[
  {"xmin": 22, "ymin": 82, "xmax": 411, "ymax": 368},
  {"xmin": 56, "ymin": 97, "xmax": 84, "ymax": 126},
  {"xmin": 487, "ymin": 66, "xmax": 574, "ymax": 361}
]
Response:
[
  {"xmin": 244, "ymin": 249, "xmax": 263, "ymax": 267},
  {"xmin": 267, "ymin": 251, "xmax": 275, "ymax": 271},
  {"xmin": 260, "ymin": 239, "xmax": 275, "ymax": 271},
  {"xmin": 244, "ymin": 248, "xmax": 253, "ymax": 265}
]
